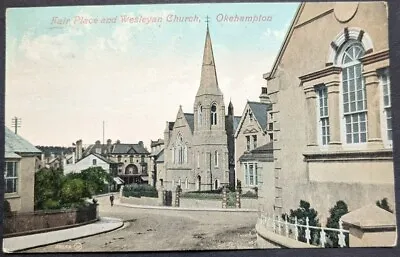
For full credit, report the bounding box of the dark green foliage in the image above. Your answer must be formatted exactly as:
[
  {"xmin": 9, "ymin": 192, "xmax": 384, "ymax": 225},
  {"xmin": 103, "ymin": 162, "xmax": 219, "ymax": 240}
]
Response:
[
  {"xmin": 34, "ymin": 168, "xmax": 65, "ymax": 210},
  {"xmin": 242, "ymin": 190, "xmax": 258, "ymax": 198},
  {"xmin": 123, "ymin": 184, "xmax": 158, "ymax": 198},
  {"xmin": 181, "ymin": 192, "xmax": 222, "ymax": 200},
  {"xmin": 35, "ymin": 167, "xmax": 111, "ymax": 210},
  {"xmin": 376, "ymin": 198, "xmax": 393, "ymax": 213},
  {"xmin": 326, "ymin": 201, "xmax": 349, "ymax": 247},
  {"xmin": 227, "ymin": 192, "xmax": 236, "ymax": 207},
  {"xmin": 282, "ymin": 200, "xmax": 321, "ymax": 244}
]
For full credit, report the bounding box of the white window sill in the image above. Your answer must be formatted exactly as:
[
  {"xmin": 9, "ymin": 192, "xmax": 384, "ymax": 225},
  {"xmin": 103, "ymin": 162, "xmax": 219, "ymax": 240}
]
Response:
[{"xmin": 5, "ymin": 193, "xmax": 20, "ymax": 199}]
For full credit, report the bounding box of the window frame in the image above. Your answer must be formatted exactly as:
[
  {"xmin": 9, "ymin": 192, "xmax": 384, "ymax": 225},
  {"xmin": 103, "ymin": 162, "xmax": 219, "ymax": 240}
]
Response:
[
  {"xmin": 315, "ymin": 85, "xmax": 330, "ymax": 146},
  {"xmin": 211, "ymin": 103, "xmax": 217, "ymax": 125},
  {"xmin": 4, "ymin": 161, "xmax": 18, "ymax": 194},
  {"xmin": 214, "ymin": 150, "xmax": 219, "ymax": 167},
  {"xmin": 379, "ymin": 68, "xmax": 392, "ymax": 146},
  {"xmin": 338, "ymin": 41, "xmax": 368, "ymax": 146}
]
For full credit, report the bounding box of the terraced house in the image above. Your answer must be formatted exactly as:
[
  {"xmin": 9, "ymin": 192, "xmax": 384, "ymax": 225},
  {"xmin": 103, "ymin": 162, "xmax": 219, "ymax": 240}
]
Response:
[{"xmin": 260, "ymin": 2, "xmax": 394, "ymax": 222}]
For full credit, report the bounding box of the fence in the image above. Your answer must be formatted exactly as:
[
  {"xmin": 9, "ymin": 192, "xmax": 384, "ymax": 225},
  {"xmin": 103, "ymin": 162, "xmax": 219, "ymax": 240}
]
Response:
[{"xmin": 259, "ymin": 213, "xmax": 349, "ymax": 248}]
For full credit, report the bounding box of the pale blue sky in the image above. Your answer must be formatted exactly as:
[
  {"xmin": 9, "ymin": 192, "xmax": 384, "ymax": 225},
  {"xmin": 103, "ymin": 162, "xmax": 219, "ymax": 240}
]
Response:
[{"xmin": 6, "ymin": 3, "xmax": 299, "ymax": 147}]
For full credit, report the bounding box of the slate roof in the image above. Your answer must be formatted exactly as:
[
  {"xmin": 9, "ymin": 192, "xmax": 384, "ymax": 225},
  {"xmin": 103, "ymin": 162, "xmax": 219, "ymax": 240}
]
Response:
[
  {"xmin": 5, "ymin": 127, "xmax": 42, "ymax": 157},
  {"xmin": 112, "ymin": 143, "xmax": 149, "ymax": 155},
  {"xmin": 239, "ymin": 142, "xmax": 274, "ymax": 162},
  {"xmin": 184, "ymin": 113, "xmax": 195, "ymax": 132},
  {"xmin": 233, "ymin": 116, "xmax": 242, "ymax": 133},
  {"xmin": 82, "ymin": 144, "xmax": 109, "ymax": 157},
  {"xmin": 156, "ymin": 149, "xmax": 164, "ymax": 163},
  {"xmin": 248, "ymin": 101, "xmax": 270, "ymax": 130},
  {"xmin": 150, "ymin": 139, "xmax": 164, "ymax": 147},
  {"xmin": 92, "ymin": 153, "xmax": 117, "ymax": 164}
]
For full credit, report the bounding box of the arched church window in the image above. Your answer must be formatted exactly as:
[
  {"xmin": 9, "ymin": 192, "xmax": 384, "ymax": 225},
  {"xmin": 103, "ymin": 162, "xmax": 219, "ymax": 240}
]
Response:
[
  {"xmin": 214, "ymin": 150, "xmax": 218, "ymax": 167},
  {"xmin": 211, "ymin": 104, "xmax": 217, "ymax": 125},
  {"xmin": 198, "ymin": 105, "xmax": 203, "ymax": 126},
  {"xmin": 339, "ymin": 41, "xmax": 367, "ymax": 144}
]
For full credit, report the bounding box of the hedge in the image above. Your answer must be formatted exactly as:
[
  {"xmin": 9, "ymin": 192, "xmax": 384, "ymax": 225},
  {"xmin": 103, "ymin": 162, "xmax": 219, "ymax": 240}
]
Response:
[{"xmin": 123, "ymin": 184, "xmax": 158, "ymax": 198}]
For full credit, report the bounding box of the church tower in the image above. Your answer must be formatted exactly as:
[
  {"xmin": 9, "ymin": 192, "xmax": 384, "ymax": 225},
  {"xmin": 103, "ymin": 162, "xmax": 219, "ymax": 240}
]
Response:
[{"xmin": 193, "ymin": 24, "xmax": 229, "ymax": 190}]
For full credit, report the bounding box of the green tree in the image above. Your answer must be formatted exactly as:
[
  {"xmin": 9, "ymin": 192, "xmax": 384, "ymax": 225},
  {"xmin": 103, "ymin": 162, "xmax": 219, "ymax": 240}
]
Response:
[
  {"xmin": 60, "ymin": 178, "xmax": 87, "ymax": 206},
  {"xmin": 326, "ymin": 200, "xmax": 349, "ymax": 247},
  {"xmin": 376, "ymin": 198, "xmax": 393, "ymax": 213},
  {"xmin": 283, "ymin": 200, "xmax": 321, "ymax": 244},
  {"xmin": 34, "ymin": 168, "xmax": 64, "ymax": 210}
]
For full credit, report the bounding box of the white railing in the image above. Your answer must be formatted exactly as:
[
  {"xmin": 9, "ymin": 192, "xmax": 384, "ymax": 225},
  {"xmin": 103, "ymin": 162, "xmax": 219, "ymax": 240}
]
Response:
[{"xmin": 259, "ymin": 213, "xmax": 349, "ymax": 248}]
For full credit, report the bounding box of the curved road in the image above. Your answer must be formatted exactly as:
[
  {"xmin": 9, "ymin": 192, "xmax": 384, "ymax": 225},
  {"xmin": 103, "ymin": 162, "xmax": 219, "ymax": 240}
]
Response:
[{"xmin": 24, "ymin": 196, "xmax": 258, "ymax": 252}]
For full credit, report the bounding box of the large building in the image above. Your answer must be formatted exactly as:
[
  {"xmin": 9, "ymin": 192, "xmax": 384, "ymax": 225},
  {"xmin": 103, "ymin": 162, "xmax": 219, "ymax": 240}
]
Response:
[
  {"xmin": 161, "ymin": 25, "xmax": 239, "ymax": 191},
  {"xmin": 260, "ymin": 2, "xmax": 394, "ymax": 222},
  {"xmin": 4, "ymin": 127, "xmax": 42, "ymax": 212}
]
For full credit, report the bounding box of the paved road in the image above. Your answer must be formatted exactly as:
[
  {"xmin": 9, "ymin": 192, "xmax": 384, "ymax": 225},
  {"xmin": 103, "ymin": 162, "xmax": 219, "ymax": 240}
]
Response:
[{"xmin": 24, "ymin": 196, "xmax": 259, "ymax": 252}]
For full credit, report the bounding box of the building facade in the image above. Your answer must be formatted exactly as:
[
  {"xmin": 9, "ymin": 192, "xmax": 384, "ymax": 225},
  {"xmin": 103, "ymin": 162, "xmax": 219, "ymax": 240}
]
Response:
[
  {"xmin": 149, "ymin": 139, "xmax": 164, "ymax": 187},
  {"xmin": 261, "ymin": 2, "xmax": 394, "ymax": 222},
  {"xmin": 4, "ymin": 127, "xmax": 42, "ymax": 212},
  {"xmin": 235, "ymin": 87, "xmax": 272, "ymax": 192},
  {"xmin": 162, "ymin": 25, "xmax": 238, "ymax": 191}
]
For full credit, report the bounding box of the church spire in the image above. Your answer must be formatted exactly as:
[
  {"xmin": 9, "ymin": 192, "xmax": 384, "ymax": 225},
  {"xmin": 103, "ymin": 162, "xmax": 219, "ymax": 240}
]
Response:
[{"xmin": 196, "ymin": 22, "xmax": 223, "ymax": 97}]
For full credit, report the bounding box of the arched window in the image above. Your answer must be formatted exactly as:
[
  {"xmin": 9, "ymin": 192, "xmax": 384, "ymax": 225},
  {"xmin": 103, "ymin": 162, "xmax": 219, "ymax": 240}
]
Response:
[
  {"xmin": 174, "ymin": 134, "xmax": 186, "ymax": 164},
  {"xmin": 339, "ymin": 41, "xmax": 367, "ymax": 144},
  {"xmin": 198, "ymin": 105, "xmax": 203, "ymax": 126},
  {"xmin": 211, "ymin": 104, "xmax": 217, "ymax": 125},
  {"xmin": 214, "ymin": 150, "xmax": 218, "ymax": 167},
  {"xmin": 214, "ymin": 179, "xmax": 219, "ymax": 190},
  {"xmin": 178, "ymin": 178, "xmax": 182, "ymax": 187}
]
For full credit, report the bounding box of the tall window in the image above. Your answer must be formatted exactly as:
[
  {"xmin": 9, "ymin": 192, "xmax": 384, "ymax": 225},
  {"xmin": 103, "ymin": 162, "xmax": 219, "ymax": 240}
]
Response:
[
  {"xmin": 198, "ymin": 105, "xmax": 203, "ymax": 126},
  {"xmin": 249, "ymin": 110, "xmax": 253, "ymax": 121},
  {"xmin": 4, "ymin": 162, "xmax": 18, "ymax": 193},
  {"xmin": 197, "ymin": 152, "xmax": 200, "ymax": 168},
  {"xmin": 253, "ymin": 135, "xmax": 257, "ymax": 149},
  {"xmin": 246, "ymin": 136, "xmax": 251, "ymax": 151},
  {"xmin": 380, "ymin": 69, "xmax": 392, "ymax": 141},
  {"xmin": 211, "ymin": 104, "xmax": 217, "ymax": 125},
  {"xmin": 174, "ymin": 134, "xmax": 187, "ymax": 164},
  {"xmin": 92, "ymin": 159, "xmax": 97, "ymax": 165},
  {"xmin": 317, "ymin": 86, "xmax": 330, "ymax": 145},
  {"xmin": 117, "ymin": 155, "xmax": 122, "ymax": 162},
  {"xmin": 341, "ymin": 42, "xmax": 367, "ymax": 144},
  {"xmin": 214, "ymin": 150, "xmax": 218, "ymax": 167},
  {"xmin": 130, "ymin": 155, "xmax": 134, "ymax": 163},
  {"xmin": 244, "ymin": 163, "xmax": 258, "ymax": 186}
]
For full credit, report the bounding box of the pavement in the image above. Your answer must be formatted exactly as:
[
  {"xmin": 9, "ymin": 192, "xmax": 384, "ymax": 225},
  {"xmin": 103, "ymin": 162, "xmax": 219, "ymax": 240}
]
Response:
[
  {"xmin": 115, "ymin": 199, "xmax": 259, "ymax": 212},
  {"xmin": 2, "ymin": 217, "xmax": 124, "ymax": 253}
]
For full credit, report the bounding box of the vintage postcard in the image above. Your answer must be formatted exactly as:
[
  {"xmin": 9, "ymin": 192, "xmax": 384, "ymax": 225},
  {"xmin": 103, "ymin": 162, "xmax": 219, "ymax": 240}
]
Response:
[{"xmin": 3, "ymin": 1, "xmax": 396, "ymax": 253}]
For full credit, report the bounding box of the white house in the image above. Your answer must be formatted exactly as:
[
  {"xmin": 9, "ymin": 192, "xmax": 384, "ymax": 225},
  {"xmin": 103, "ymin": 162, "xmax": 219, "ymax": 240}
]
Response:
[{"xmin": 63, "ymin": 153, "xmax": 115, "ymax": 175}]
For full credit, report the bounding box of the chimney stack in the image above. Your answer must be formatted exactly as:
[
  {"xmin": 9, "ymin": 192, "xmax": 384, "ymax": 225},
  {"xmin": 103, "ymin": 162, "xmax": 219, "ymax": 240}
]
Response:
[
  {"xmin": 259, "ymin": 86, "xmax": 270, "ymax": 104},
  {"xmin": 107, "ymin": 139, "xmax": 112, "ymax": 154},
  {"xmin": 76, "ymin": 140, "xmax": 83, "ymax": 161}
]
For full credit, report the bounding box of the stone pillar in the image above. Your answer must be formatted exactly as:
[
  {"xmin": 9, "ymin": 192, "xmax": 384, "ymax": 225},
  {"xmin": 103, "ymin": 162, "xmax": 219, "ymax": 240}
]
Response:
[
  {"xmin": 158, "ymin": 187, "xmax": 165, "ymax": 206},
  {"xmin": 341, "ymin": 204, "xmax": 396, "ymax": 247},
  {"xmin": 222, "ymin": 187, "xmax": 227, "ymax": 208},
  {"xmin": 304, "ymin": 88, "xmax": 318, "ymax": 147},
  {"xmin": 363, "ymin": 70, "xmax": 383, "ymax": 147},
  {"xmin": 326, "ymin": 81, "xmax": 342, "ymax": 147},
  {"xmin": 172, "ymin": 189, "xmax": 177, "ymax": 207},
  {"xmin": 119, "ymin": 185, "xmax": 124, "ymax": 198},
  {"xmin": 235, "ymin": 190, "xmax": 241, "ymax": 208},
  {"xmin": 174, "ymin": 186, "xmax": 181, "ymax": 207}
]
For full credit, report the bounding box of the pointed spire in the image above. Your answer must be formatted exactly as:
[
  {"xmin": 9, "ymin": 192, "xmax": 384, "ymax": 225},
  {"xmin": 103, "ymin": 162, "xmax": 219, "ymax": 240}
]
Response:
[
  {"xmin": 228, "ymin": 99, "xmax": 234, "ymax": 115},
  {"xmin": 196, "ymin": 24, "xmax": 222, "ymax": 97}
]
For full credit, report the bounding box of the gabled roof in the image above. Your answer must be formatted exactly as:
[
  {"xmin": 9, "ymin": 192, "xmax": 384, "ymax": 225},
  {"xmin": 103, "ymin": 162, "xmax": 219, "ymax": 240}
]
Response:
[
  {"xmin": 265, "ymin": 3, "xmax": 304, "ymax": 80},
  {"xmin": 5, "ymin": 127, "xmax": 42, "ymax": 156},
  {"xmin": 184, "ymin": 113, "xmax": 195, "ymax": 133},
  {"xmin": 248, "ymin": 101, "xmax": 270, "ymax": 130},
  {"xmin": 112, "ymin": 143, "xmax": 149, "ymax": 155},
  {"xmin": 82, "ymin": 144, "xmax": 109, "ymax": 157},
  {"xmin": 234, "ymin": 101, "xmax": 270, "ymax": 138},
  {"xmin": 92, "ymin": 153, "xmax": 116, "ymax": 164}
]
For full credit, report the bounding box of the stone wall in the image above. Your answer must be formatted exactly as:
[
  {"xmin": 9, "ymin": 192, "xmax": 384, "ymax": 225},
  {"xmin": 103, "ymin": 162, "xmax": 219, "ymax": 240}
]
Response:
[{"xmin": 3, "ymin": 204, "xmax": 98, "ymax": 236}]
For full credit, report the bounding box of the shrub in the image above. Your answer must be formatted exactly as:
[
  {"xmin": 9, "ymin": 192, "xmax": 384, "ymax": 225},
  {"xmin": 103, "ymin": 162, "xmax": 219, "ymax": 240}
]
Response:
[
  {"xmin": 325, "ymin": 200, "xmax": 349, "ymax": 247},
  {"xmin": 376, "ymin": 198, "xmax": 393, "ymax": 213},
  {"xmin": 242, "ymin": 190, "xmax": 258, "ymax": 198},
  {"xmin": 227, "ymin": 192, "xmax": 236, "ymax": 207},
  {"xmin": 282, "ymin": 200, "xmax": 321, "ymax": 245},
  {"xmin": 123, "ymin": 184, "xmax": 158, "ymax": 198},
  {"xmin": 180, "ymin": 192, "xmax": 221, "ymax": 200}
]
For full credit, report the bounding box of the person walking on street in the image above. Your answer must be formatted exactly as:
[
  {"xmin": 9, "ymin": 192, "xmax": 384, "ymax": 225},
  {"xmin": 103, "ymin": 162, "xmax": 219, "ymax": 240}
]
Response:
[{"xmin": 110, "ymin": 194, "xmax": 114, "ymax": 207}]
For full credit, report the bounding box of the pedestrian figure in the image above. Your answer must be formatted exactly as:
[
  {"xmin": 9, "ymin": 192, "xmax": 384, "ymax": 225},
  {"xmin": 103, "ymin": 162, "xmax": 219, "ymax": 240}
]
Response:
[{"xmin": 110, "ymin": 194, "xmax": 114, "ymax": 207}]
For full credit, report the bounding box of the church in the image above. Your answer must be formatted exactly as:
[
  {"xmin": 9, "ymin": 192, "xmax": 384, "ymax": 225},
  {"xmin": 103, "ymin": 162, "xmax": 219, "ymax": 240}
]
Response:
[{"xmin": 159, "ymin": 25, "xmax": 240, "ymax": 192}]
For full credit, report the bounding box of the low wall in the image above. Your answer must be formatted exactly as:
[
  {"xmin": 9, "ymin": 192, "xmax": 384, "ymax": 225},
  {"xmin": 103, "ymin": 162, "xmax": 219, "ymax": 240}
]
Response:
[
  {"xmin": 120, "ymin": 196, "xmax": 159, "ymax": 206},
  {"xmin": 3, "ymin": 204, "xmax": 98, "ymax": 237},
  {"xmin": 255, "ymin": 222, "xmax": 317, "ymax": 249}
]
